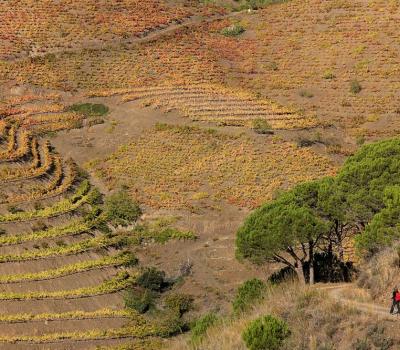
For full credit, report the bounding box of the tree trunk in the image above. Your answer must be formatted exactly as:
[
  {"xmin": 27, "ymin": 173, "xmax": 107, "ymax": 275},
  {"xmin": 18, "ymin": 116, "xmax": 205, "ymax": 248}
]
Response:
[
  {"xmin": 338, "ymin": 242, "xmax": 344, "ymax": 262},
  {"xmin": 295, "ymin": 262, "xmax": 306, "ymax": 285},
  {"xmin": 327, "ymin": 240, "xmax": 333, "ymax": 282},
  {"xmin": 309, "ymin": 241, "xmax": 315, "ymax": 285}
]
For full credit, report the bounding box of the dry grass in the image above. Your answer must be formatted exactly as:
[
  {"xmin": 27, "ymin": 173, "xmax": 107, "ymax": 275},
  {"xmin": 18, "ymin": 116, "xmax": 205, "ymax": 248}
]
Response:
[
  {"xmin": 171, "ymin": 282, "xmax": 399, "ymax": 350},
  {"xmin": 85, "ymin": 124, "xmax": 335, "ymax": 209},
  {"xmin": 358, "ymin": 247, "xmax": 400, "ymax": 302}
]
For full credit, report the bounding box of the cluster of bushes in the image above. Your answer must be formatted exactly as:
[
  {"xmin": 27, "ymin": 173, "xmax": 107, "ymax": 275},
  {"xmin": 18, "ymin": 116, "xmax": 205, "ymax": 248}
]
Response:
[
  {"xmin": 237, "ymin": 138, "xmax": 400, "ymax": 284},
  {"xmin": 124, "ymin": 267, "xmax": 193, "ymax": 319},
  {"xmin": 190, "ymin": 277, "xmax": 291, "ymax": 349}
]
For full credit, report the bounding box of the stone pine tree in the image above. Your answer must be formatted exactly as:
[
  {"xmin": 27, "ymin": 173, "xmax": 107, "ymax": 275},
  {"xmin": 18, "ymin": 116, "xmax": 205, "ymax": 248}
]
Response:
[{"xmin": 236, "ymin": 191, "xmax": 329, "ymax": 284}]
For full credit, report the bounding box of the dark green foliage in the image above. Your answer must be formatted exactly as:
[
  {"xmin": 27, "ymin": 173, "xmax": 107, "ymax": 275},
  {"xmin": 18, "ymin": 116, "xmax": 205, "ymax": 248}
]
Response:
[
  {"xmin": 137, "ymin": 267, "xmax": 166, "ymax": 292},
  {"xmin": 252, "ymin": 119, "xmax": 273, "ymax": 135},
  {"xmin": 190, "ymin": 312, "xmax": 219, "ymax": 346},
  {"xmin": 236, "ymin": 191, "xmax": 328, "ymax": 263},
  {"xmin": 236, "ymin": 183, "xmax": 329, "ymax": 283},
  {"xmin": 233, "ymin": 278, "xmax": 267, "ymax": 314},
  {"xmin": 86, "ymin": 188, "xmax": 102, "ymax": 205},
  {"xmin": 268, "ymin": 266, "xmax": 296, "ymax": 284},
  {"xmin": 68, "ymin": 103, "xmax": 109, "ymax": 117},
  {"xmin": 304, "ymin": 252, "xmax": 355, "ymax": 283},
  {"xmin": 120, "ymin": 251, "xmax": 139, "ymax": 267},
  {"xmin": 124, "ymin": 288, "xmax": 155, "ymax": 314},
  {"xmin": 164, "ymin": 293, "xmax": 193, "ymax": 316},
  {"xmin": 350, "ymin": 80, "xmax": 362, "ymax": 94},
  {"xmin": 104, "ymin": 190, "xmax": 142, "ymax": 226},
  {"xmin": 242, "ymin": 315, "xmax": 290, "ymax": 350},
  {"xmin": 355, "ymin": 186, "xmax": 400, "ymax": 256},
  {"xmin": 268, "ymin": 253, "xmax": 355, "ymax": 284},
  {"xmin": 238, "ymin": 136, "xmax": 400, "ymax": 271},
  {"xmin": 337, "ymin": 138, "xmax": 400, "ymax": 224}
]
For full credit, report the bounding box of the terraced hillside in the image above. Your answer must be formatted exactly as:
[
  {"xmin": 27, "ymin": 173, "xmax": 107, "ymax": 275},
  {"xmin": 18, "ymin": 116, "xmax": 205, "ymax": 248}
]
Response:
[
  {"xmin": 0, "ymin": 95, "xmax": 185, "ymax": 349},
  {"xmin": 1, "ymin": 0, "xmax": 397, "ymax": 348}
]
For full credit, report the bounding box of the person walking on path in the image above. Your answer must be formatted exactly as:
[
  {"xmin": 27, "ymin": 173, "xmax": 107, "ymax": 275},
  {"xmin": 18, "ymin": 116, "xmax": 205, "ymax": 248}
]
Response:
[{"xmin": 390, "ymin": 287, "xmax": 400, "ymax": 314}]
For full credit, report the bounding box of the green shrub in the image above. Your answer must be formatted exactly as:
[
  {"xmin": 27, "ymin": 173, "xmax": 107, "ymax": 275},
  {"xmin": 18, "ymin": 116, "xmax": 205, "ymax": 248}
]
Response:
[
  {"xmin": 164, "ymin": 293, "xmax": 193, "ymax": 316},
  {"xmin": 221, "ymin": 24, "xmax": 245, "ymax": 37},
  {"xmin": 233, "ymin": 278, "xmax": 267, "ymax": 314},
  {"xmin": 124, "ymin": 288, "xmax": 155, "ymax": 314},
  {"xmin": 242, "ymin": 315, "xmax": 290, "ymax": 350},
  {"xmin": 252, "ymin": 119, "xmax": 273, "ymax": 135},
  {"xmin": 68, "ymin": 103, "xmax": 109, "ymax": 117},
  {"xmin": 190, "ymin": 312, "xmax": 219, "ymax": 346},
  {"xmin": 105, "ymin": 190, "xmax": 141, "ymax": 226},
  {"xmin": 137, "ymin": 267, "xmax": 166, "ymax": 292},
  {"xmin": 323, "ymin": 70, "xmax": 335, "ymax": 80},
  {"xmin": 350, "ymin": 80, "xmax": 362, "ymax": 94}
]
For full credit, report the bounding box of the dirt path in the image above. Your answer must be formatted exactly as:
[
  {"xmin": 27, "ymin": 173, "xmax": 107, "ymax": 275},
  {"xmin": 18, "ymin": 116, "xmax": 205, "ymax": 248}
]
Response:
[{"xmin": 317, "ymin": 284, "xmax": 395, "ymax": 319}]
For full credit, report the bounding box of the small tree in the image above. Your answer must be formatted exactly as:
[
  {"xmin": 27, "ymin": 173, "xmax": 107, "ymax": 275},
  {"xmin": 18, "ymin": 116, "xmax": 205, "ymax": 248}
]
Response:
[
  {"xmin": 124, "ymin": 288, "xmax": 155, "ymax": 314},
  {"xmin": 233, "ymin": 278, "xmax": 267, "ymax": 314},
  {"xmin": 105, "ymin": 190, "xmax": 141, "ymax": 226},
  {"xmin": 137, "ymin": 267, "xmax": 166, "ymax": 292},
  {"xmin": 242, "ymin": 315, "xmax": 290, "ymax": 350}
]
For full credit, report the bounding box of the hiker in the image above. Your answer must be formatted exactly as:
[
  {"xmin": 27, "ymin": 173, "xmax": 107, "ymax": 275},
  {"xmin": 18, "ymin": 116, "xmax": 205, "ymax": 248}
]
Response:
[{"xmin": 390, "ymin": 287, "xmax": 400, "ymax": 314}]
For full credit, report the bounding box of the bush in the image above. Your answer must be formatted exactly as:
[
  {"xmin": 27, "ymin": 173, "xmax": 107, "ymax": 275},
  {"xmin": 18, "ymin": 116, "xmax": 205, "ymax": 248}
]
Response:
[
  {"xmin": 137, "ymin": 267, "xmax": 166, "ymax": 292},
  {"xmin": 297, "ymin": 138, "xmax": 315, "ymax": 148},
  {"xmin": 299, "ymin": 90, "xmax": 314, "ymax": 98},
  {"xmin": 104, "ymin": 190, "xmax": 141, "ymax": 226},
  {"xmin": 68, "ymin": 103, "xmax": 109, "ymax": 117},
  {"xmin": 353, "ymin": 338, "xmax": 371, "ymax": 350},
  {"xmin": 124, "ymin": 288, "xmax": 155, "ymax": 314},
  {"xmin": 252, "ymin": 119, "xmax": 273, "ymax": 135},
  {"xmin": 190, "ymin": 312, "xmax": 219, "ymax": 346},
  {"xmin": 7, "ymin": 206, "xmax": 23, "ymax": 214},
  {"xmin": 221, "ymin": 24, "xmax": 245, "ymax": 37},
  {"xmin": 164, "ymin": 293, "xmax": 193, "ymax": 316},
  {"xmin": 233, "ymin": 278, "xmax": 267, "ymax": 314},
  {"xmin": 242, "ymin": 315, "xmax": 290, "ymax": 350},
  {"xmin": 323, "ymin": 69, "xmax": 335, "ymax": 80},
  {"xmin": 350, "ymin": 80, "xmax": 362, "ymax": 94}
]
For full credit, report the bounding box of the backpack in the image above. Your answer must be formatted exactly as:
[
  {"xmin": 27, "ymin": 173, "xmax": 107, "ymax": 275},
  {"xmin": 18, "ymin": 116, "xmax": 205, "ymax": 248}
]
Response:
[{"xmin": 395, "ymin": 292, "xmax": 400, "ymax": 302}]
